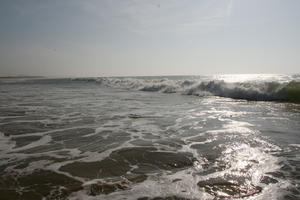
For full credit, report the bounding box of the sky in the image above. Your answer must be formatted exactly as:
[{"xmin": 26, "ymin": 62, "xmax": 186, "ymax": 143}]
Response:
[{"xmin": 0, "ymin": 0, "xmax": 299, "ymax": 77}]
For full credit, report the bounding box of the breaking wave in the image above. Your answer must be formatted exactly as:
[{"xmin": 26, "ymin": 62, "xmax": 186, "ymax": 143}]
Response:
[{"xmin": 72, "ymin": 77, "xmax": 300, "ymax": 103}]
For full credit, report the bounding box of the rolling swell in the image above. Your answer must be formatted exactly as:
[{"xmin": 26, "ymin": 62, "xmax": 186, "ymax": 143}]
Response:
[{"xmin": 73, "ymin": 77, "xmax": 300, "ymax": 103}]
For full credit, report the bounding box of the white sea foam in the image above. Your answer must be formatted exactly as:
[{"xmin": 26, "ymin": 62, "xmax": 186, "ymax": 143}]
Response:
[
  {"xmin": 11, "ymin": 135, "xmax": 52, "ymax": 152},
  {"xmin": 68, "ymin": 170, "xmax": 209, "ymax": 200},
  {"xmin": 67, "ymin": 144, "xmax": 282, "ymax": 200},
  {"xmin": 0, "ymin": 132, "xmax": 15, "ymax": 154},
  {"xmin": 289, "ymin": 143, "xmax": 300, "ymax": 148},
  {"xmin": 72, "ymin": 76, "xmax": 300, "ymax": 103},
  {"xmin": 1, "ymin": 74, "xmax": 298, "ymax": 200}
]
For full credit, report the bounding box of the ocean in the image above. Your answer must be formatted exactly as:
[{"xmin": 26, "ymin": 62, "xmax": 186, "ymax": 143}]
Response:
[{"xmin": 0, "ymin": 74, "xmax": 299, "ymax": 200}]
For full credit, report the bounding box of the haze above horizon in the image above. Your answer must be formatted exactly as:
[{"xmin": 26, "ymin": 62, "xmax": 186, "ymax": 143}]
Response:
[{"xmin": 0, "ymin": 0, "xmax": 300, "ymax": 77}]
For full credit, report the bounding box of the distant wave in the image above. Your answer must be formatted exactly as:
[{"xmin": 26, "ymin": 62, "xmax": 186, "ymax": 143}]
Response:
[{"xmin": 73, "ymin": 77, "xmax": 300, "ymax": 103}]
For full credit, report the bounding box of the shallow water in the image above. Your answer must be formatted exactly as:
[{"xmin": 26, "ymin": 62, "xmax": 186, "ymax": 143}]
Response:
[{"xmin": 0, "ymin": 75, "xmax": 299, "ymax": 200}]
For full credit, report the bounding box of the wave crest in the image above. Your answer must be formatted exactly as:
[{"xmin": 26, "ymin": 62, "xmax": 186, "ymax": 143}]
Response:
[{"xmin": 73, "ymin": 77, "xmax": 300, "ymax": 103}]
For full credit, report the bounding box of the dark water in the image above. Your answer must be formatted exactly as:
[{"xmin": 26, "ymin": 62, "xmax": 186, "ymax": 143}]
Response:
[{"xmin": 0, "ymin": 75, "xmax": 299, "ymax": 200}]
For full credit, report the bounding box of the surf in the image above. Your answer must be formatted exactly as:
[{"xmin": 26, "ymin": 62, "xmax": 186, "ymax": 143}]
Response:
[{"xmin": 72, "ymin": 75, "xmax": 300, "ymax": 103}]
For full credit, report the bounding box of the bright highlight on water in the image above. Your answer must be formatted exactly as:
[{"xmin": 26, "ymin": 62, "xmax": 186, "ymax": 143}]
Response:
[{"xmin": 0, "ymin": 74, "xmax": 299, "ymax": 200}]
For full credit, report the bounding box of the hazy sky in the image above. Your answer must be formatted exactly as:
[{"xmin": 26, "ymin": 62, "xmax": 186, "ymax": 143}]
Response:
[{"xmin": 0, "ymin": 0, "xmax": 299, "ymax": 77}]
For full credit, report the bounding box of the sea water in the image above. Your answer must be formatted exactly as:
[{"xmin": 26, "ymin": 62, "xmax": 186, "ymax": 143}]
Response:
[{"xmin": 0, "ymin": 74, "xmax": 299, "ymax": 200}]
